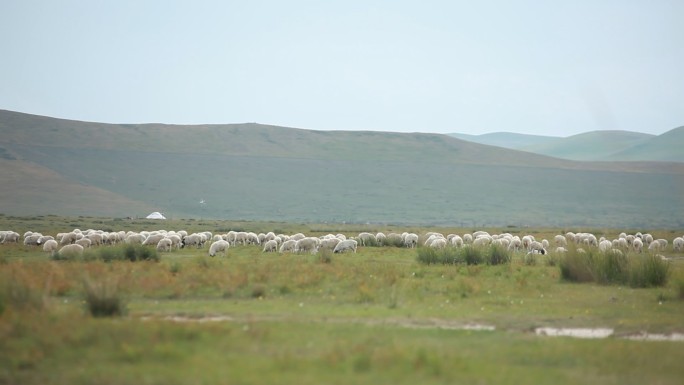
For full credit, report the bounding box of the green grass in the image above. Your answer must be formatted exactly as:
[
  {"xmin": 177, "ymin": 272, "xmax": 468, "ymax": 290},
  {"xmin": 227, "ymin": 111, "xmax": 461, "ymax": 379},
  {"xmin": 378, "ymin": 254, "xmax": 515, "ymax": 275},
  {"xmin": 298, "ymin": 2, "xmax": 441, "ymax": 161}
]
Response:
[
  {"xmin": 559, "ymin": 248, "xmax": 670, "ymax": 287},
  {"xmin": 1, "ymin": 217, "xmax": 684, "ymax": 384}
]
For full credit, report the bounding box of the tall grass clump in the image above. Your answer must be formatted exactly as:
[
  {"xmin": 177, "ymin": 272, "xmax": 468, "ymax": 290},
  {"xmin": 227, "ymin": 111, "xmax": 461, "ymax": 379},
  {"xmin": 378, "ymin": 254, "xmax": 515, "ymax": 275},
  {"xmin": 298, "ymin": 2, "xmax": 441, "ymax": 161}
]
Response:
[
  {"xmin": 0, "ymin": 266, "xmax": 45, "ymax": 314},
  {"xmin": 485, "ymin": 244, "xmax": 511, "ymax": 265},
  {"xmin": 95, "ymin": 244, "xmax": 159, "ymax": 262},
  {"xmin": 416, "ymin": 245, "xmax": 511, "ymax": 266},
  {"xmin": 82, "ymin": 276, "xmax": 126, "ymax": 317},
  {"xmin": 416, "ymin": 247, "xmax": 460, "ymax": 265},
  {"xmin": 559, "ymin": 248, "xmax": 669, "ymax": 287}
]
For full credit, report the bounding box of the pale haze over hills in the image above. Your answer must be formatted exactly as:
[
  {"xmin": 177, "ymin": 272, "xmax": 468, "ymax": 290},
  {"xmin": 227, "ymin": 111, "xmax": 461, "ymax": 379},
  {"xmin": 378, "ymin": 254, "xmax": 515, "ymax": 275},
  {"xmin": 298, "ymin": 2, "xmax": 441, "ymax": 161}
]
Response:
[{"xmin": 1, "ymin": 1, "xmax": 683, "ymax": 136}]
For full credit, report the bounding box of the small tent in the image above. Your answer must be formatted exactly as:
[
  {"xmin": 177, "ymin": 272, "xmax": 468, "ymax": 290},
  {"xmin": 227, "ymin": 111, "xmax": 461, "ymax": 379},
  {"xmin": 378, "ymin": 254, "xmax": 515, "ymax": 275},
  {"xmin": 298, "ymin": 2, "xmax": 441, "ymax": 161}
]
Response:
[{"xmin": 145, "ymin": 212, "xmax": 166, "ymax": 219}]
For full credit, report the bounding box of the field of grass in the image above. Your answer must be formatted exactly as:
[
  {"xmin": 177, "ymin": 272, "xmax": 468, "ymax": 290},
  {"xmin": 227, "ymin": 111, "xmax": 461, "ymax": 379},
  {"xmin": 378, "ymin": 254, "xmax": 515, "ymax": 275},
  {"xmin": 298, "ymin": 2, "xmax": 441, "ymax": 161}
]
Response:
[{"xmin": 1, "ymin": 216, "xmax": 684, "ymax": 384}]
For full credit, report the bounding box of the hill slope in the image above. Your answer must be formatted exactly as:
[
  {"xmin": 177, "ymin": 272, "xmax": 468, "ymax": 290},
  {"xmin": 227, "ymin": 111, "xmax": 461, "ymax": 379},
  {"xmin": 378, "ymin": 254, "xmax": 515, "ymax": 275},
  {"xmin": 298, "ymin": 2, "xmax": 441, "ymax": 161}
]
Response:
[
  {"xmin": 604, "ymin": 126, "xmax": 684, "ymax": 162},
  {"xmin": 1, "ymin": 110, "xmax": 683, "ymax": 227},
  {"xmin": 448, "ymin": 132, "xmax": 559, "ymax": 149},
  {"xmin": 518, "ymin": 131, "xmax": 656, "ymax": 161}
]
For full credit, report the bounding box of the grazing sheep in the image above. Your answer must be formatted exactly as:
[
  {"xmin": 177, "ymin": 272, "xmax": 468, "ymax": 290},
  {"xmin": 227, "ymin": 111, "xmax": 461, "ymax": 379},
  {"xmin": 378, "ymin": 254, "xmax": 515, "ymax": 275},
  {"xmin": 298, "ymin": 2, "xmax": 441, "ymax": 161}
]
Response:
[
  {"xmin": 450, "ymin": 235, "xmax": 464, "ymax": 247},
  {"xmin": 429, "ymin": 238, "xmax": 447, "ymax": 249},
  {"xmin": 142, "ymin": 233, "xmax": 166, "ymax": 246},
  {"xmin": 59, "ymin": 232, "xmax": 79, "ymax": 245},
  {"xmin": 357, "ymin": 232, "xmax": 376, "ymax": 246},
  {"xmin": 472, "ymin": 236, "xmax": 491, "ymax": 248},
  {"xmin": 262, "ymin": 239, "xmax": 278, "ymax": 253},
  {"xmin": 167, "ymin": 234, "xmax": 182, "ymax": 250},
  {"xmin": 279, "ymin": 239, "xmax": 297, "ymax": 253},
  {"xmin": 632, "ymin": 238, "xmax": 644, "ymax": 253},
  {"xmin": 75, "ymin": 238, "xmax": 92, "ymax": 248},
  {"xmin": 319, "ymin": 237, "xmax": 341, "ymax": 250},
  {"xmin": 208, "ymin": 240, "xmax": 230, "ymax": 257},
  {"xmin": 424, "ymin": 234, "xmax": 445, "ymax": 247},
  {"xmin": 0, "ymin": 231, "xmax": 20, "ymax": 243},
  {"xmin": 648, "ymin": 241, "xmax": 662, "ymax": 253},
  {"xmin": 673, "ymin": 237, "xmax": 684, "ymax": 252},
  {"xmin": 375, "ymin": 232, "xmax": 386, "ymax": 245},
  {"xmin": 598, "ymin": 239, "xmax": 613, "ymax": 252},
  {"xmin": 528, "ymin": 241, "xmax": 545, "ymax": 253},
  {"xmin": 403, "ymin": 233, "xmax": 419, "ymax": 248},
  {"xmin": 58, "ymin": 244, "xmax": 84, "ymax": 258},
  {"xmin": 42, "ymin": 239, "xmax": 59, "ymax": 255},
  {"xmin": 295, "ymin": 237, "xmax": 319, "ymax": 254},
  {"xmin": 86, "ymin": 233, "xmax": 104, "ymax": 246},
  {"xmin": 182, "ymin": 233, "xmax": 204, "ymax": 248},
  {"xmin": 156, "ymin": 238, "xmax": 172, "ymax": 252},
  {"xmin": 23, "ymin": 233, "xmax": 44, "ymax": 246},
  {"xmin": 125, "ymin": 233, "xmax": 146, "ymax": 245},
  {"xmin": 333, "ymin": 239, "xmax": 358, "ymax": 254}
]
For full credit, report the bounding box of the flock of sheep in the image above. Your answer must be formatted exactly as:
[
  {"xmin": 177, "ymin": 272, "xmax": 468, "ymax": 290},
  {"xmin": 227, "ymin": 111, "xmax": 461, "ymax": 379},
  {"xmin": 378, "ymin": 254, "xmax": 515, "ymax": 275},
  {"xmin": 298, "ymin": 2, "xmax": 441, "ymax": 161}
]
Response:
[{"xmin": 1, "ymin": 228, "xmax": 683, "ymax": 259}]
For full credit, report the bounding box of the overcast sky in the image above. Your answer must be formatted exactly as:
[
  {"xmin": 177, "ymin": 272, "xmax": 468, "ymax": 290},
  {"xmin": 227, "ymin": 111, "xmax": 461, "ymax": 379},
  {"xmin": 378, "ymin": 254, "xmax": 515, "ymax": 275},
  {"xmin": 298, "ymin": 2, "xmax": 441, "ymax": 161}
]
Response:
[{"xmin": 1, "ymin": 1, "xmax": 682, "ymax": 136}]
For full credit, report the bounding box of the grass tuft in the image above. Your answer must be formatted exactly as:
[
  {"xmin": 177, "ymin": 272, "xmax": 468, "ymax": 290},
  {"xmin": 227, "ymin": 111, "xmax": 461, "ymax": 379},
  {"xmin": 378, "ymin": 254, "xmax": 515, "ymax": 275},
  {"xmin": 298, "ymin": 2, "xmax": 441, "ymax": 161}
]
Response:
[
  {"xmin": 82, "ymin": 276, "xmax": 126, "ymax": 317},
  {"xmin": 559, "ymin": 248, "xmax": 669, "ymax": 287}
]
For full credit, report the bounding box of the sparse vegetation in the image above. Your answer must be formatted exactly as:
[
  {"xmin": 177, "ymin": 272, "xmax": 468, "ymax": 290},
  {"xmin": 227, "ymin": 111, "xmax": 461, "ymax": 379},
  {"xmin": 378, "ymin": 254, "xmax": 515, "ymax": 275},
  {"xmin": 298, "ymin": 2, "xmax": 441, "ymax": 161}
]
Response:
[
  {"xmin": 0, "ymin": 216, "xmax": 683, "ymax": 385},
  {"xmin": 559, "ymin": 248, "xmax": 670, "ymax": 287},
  {"xmin": 416, "ymin": 245, "xmax": 511, "ymax": 266}
]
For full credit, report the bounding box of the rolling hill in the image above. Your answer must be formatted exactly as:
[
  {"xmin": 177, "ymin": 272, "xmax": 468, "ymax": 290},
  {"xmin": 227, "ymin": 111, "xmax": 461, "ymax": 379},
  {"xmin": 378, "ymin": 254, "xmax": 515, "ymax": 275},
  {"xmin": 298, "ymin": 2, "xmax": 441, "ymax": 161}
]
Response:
[
  {"xmin": 450, "ymin": 129, "xmax": 683, "ymax": 162},
  {"xmin": 1, "ymin": 109, "xmax": 683, "ymax": 227},
  {"xmin": 517, "ymin": 130, "xmax": 656, "ymax": 161},
  {"xmin": 448, "ymin": 132, "xmax": 559, "ymax": 149}
]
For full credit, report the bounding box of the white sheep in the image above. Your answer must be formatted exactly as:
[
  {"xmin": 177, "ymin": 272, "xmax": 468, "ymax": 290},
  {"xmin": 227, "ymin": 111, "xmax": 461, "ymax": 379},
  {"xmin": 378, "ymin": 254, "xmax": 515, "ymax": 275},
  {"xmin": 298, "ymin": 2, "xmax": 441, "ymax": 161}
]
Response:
[
  {"xmin": 155, "ymin": 238, "xmax": 171, "ymax": 252},
  {"xmin": 86, "ymin": 233, "xmax": 104, "ymax": 246},
  {"xmin": 598, "ymin": 239, "xmax": 613, "ymax": 252},
  {"xmin": 58, "ymin": 244, "xmax": 84, "ymax": 258},
  {"xmin": 403, "ymin": 233, "xmax": 419, "ymax": 248},
  {"xmin": 42, "ymin": 239, "xmax": 59, "ymax": 255},
  {"xmin": 23, "ymin": 233, "xmax": 44, "ymax": 246},
  {"xmin": 0, "ymin": 231, "xmax": 20, "ymax": 243},
  {"xmin": 632, "ymin": 238, "xmax": 644, "ymax": 253},
  {"xmin": 673, "ymin": 237, "xmax": 684, "ymax": 252},
  {"xmin": 208, "ymin": 240, "xmax": 230, "ymax": 257},
  {"xmin": 75, "ymin": 238, "xmax": 92, "ymax": 248},
  {"xmin": 262, "ymin": 240, "xmax": 278, "ymax": 253},
  {"xmin": 295, "ymin": 237, "xmax": 319, "ymax": 254},
  {"xmin": 429, "ymin": 238, "xmax": 447, "ymax": 249},
  {"xmin": 333, "ymin": 239, "xmax": 358, "ymax": 253},
  {"xmin": 375, "ymin": 232, "xmax": 386, "ymax": 245},
  {"xmin": 59, "ymin": 232, "xmax": 80, "ymax": 245},
  {"xmin": 142, "ymin": 233, "xmax": 166, "ymax": 246},
  {"xmin": 125, "ymin": 233, "xmax": 146, "ymax": 245},
  {"xmin": 357, "ymin": 232, "xmax": 376, "ymax": 246},
  {"xmin": 279, "ymin": 239, "xmax": 297, "ymax": 253},
  {"xmin": 319, "ymin": 237, "xmax": 341, "ymax": 250}
]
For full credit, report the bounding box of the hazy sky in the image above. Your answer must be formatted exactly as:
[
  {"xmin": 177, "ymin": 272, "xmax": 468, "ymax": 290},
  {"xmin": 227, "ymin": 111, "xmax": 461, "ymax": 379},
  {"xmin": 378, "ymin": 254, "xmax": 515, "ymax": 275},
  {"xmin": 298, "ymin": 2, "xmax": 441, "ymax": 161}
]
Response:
[{"xmin": 1, "ymin": 1, "xmax": 682, "ymax": 136}]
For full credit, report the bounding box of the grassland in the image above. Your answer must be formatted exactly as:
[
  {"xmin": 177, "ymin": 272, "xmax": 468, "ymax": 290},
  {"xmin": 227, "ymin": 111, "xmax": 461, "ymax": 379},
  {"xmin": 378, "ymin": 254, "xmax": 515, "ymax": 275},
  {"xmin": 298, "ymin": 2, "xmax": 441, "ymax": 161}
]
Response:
[{"xmin": 1, "ymin": 216, "xmax": 684, "ymax": 384}]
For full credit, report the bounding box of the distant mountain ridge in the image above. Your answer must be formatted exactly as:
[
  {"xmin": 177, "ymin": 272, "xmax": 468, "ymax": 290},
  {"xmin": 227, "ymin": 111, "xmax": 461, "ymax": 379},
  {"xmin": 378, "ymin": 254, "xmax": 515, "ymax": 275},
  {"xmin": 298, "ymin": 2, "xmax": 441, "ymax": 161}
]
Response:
[
  {"xmin": 1, "ymin": 109, "xmax": 682, "ymax": 227},
  {"xmin": 448, "ymin": 128, "xmax": 682, "ymax": 162}
]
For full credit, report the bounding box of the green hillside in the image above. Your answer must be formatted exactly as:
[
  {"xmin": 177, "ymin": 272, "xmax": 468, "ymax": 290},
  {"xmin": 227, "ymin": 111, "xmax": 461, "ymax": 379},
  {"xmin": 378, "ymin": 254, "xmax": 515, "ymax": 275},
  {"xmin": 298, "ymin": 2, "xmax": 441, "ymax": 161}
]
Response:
[
  {"xmin": 1, "ymin": 110, "xmax": 683, "ymax": 227},
  {"xmin": 605, "ymin": 126, "xmax": 684, "ymax": 162},
  {"xmin": 518, "ymin": 131, "xmax": 655, "ymax": 161},
  {"xmin": 448, "ymin": 132, "xmax": 559, "ymax": 149}
]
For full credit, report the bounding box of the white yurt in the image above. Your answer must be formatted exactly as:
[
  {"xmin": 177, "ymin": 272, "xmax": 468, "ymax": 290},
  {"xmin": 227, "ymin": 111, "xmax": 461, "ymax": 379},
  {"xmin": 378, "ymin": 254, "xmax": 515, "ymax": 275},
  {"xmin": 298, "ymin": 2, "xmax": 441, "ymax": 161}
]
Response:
[{"xmin": 145, "ymin": 212, "xmax": 166, "ymax": 219}]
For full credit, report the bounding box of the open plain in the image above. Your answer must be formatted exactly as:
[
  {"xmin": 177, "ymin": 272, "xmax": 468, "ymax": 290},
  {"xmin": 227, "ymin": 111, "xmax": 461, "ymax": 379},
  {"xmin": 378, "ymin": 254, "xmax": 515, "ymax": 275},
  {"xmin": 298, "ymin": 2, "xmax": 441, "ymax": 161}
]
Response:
[{"xmin": 1, "ymin": 215, "xmax": 683, "ymax": 384}]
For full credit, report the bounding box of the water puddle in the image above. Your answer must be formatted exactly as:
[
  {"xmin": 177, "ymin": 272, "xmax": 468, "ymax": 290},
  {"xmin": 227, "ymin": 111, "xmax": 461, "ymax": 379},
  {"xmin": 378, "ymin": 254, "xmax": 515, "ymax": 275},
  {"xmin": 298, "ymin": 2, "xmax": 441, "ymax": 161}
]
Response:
[
  {"xmin": 141, "ymin": 315, "xmax": 683, "ymax": 342},
  {"xmin": 535, "ymin": 327, "xmax": 614, "ymax": 339},
  {"xmin": 621, "ymin": 332, "xmax": 684, "ymax": 342}
]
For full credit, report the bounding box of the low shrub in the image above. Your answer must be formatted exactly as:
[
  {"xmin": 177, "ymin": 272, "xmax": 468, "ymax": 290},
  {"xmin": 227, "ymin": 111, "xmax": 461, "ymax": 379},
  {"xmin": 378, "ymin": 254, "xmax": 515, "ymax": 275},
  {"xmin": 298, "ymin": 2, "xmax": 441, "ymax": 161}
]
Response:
[
  {"xmin": 559, "ymin": 249, "xmax": 669, "ymax": 287},
  {"xmin": 82, "ymin": 276, "xmax": 126, "ymax": 317},
  {"xmin": 56, "ymin": 244, "xmax": 159, "ymax": 262},
  {"xmin": 416, "ymin": 245, "xmax": 511, "ymax": 266}
]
